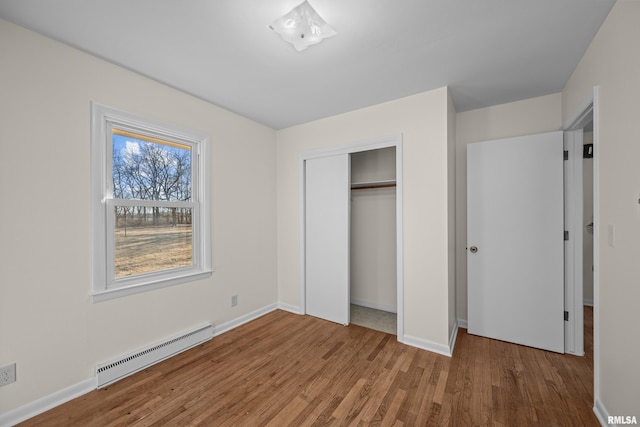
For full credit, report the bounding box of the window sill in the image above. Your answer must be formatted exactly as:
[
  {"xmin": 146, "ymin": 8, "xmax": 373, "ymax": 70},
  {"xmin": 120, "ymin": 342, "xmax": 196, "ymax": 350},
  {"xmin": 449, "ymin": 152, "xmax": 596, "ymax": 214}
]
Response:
[{"xmin": 92, "ymin": 269, "xmax": 213, "ymax": 303}]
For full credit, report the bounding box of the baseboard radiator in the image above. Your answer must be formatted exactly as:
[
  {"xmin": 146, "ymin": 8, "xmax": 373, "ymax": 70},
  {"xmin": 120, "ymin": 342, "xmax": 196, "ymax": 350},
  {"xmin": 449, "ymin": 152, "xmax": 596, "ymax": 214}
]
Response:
[{"xmin": 96, "ymin": 323, "xmax": 213, "ymax": 388}]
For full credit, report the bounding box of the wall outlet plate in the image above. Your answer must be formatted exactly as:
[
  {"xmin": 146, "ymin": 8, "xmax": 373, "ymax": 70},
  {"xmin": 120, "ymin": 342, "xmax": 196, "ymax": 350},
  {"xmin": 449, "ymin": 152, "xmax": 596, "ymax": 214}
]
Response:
[{"xmin": 0, "ymin": 363, "xmax": 16, "ymax": 387}]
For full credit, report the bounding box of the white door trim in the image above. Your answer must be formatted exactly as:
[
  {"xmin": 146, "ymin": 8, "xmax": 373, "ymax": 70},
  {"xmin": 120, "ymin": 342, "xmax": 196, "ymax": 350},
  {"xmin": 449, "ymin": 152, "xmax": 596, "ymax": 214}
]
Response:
[
  {"xmin": 563, "ymin": 87, "xmax": 599, "ymax": 408},
  {"xmin": 564, "ymin": 129, "xmax": 585, "ymax": 355},
  {"xmin": 299, "ymin": 134, "xmax": 405, "ymax": 341}
]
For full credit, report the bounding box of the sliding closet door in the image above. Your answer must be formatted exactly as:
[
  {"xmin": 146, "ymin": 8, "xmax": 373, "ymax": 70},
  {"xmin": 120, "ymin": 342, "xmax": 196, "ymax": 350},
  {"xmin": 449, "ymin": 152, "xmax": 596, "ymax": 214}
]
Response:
[{"xmin": 305, "ymin": 154, "xmax": 350, "ymax": 325}]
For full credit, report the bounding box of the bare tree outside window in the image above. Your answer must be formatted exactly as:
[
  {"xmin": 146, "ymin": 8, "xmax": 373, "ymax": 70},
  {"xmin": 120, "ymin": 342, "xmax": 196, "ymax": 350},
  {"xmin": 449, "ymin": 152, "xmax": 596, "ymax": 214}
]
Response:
[{"xmin": 112, "ymin": 130, "xmax": 193, "ymax": 278}]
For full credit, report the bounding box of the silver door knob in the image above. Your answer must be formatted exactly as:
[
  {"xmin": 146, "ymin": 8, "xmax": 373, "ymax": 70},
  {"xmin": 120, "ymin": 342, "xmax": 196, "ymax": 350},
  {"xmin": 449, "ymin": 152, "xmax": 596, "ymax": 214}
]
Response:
[{"xmin": 470, "ymin": 246, "xmax": 478, "ymax": 253}]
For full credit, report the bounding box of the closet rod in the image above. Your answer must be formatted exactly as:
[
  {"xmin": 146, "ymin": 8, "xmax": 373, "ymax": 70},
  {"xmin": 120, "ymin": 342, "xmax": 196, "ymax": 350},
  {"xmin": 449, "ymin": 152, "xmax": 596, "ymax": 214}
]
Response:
[{"xmin": 351, "ymin": 181, "xmax": 396, "ymax": 190}]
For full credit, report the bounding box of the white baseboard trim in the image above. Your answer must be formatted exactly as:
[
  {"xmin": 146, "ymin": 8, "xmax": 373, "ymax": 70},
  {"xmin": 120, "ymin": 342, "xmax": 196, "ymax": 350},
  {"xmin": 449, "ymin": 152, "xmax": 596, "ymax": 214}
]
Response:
[
  {"xmin": 584, "ymin": 299, "xmax": 594, "ymax": 307},
  {"xmin": 350, "ymin": 298, "xmax": 397, "ymax": 314},
  {"xmin": 1, "ymin": 303, "xmax": 283, "ymax": 426},
  {"xmin": 457, "ymin": 318, "xmax": 468, "ymax": 329},
  {"xmin": 0, "ymin": 377, "xmax": 96, "ymax": 427},
  {"xmin": 402, "ymin": 334, "xmax": 453, "ymax": 357},
  {"xmin": 212, "ymin": 303, "xmax": 278, "ymax": 337},
  {"xmin": 277, "ymin": 301, "xmax": 302, "ymax": 314},
  {"xmin": 593, "ymin": 399, "xmax": 611, "ymax": 426}
]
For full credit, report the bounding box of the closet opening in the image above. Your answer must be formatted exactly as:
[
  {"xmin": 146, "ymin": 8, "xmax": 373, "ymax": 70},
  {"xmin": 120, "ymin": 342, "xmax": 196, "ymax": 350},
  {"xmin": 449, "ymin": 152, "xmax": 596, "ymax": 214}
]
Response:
[
  {"xmin": 300, "ymin": 134, "xmax": 404, "ymax": 341},
  {"xmin": 349, "ymin": 147, "xmax": 397, "ymax": 335}
]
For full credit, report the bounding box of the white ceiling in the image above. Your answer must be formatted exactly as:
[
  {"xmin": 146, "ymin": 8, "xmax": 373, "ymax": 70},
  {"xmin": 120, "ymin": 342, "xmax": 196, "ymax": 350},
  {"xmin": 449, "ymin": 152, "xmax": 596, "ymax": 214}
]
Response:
[{"xmin": 0, "ymin": 0, "xmax": 615, "ymax": 129}]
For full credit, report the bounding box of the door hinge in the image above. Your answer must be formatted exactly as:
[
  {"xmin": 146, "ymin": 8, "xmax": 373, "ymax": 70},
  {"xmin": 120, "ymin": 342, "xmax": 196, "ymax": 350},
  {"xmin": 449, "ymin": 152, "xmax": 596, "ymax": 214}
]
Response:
[
  {"xmin": 564, "ymin": 230, "xmax": 569, "ymax": 241},
  {"xmin": 564, "ymin": 311, "xmax": 569, "ymax": 321},
  {"xmin": 564, "ymin": 150, "xmax": 569, "ymax": 160}
]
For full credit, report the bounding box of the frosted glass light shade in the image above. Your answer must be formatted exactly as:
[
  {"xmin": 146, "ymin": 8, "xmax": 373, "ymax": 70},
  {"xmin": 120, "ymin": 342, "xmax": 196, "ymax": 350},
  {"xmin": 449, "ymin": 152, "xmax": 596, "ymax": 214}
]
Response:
[{"xmin": 268, "ymin": 1, "xmax": 336, "ymax": 51}]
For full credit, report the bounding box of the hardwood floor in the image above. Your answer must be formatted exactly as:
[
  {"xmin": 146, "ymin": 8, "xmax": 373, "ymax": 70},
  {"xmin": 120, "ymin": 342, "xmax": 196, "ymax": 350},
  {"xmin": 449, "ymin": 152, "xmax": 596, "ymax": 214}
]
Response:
[{"xmin": 19, "ymin": 307, "xmax": 596, "ymax": 426}]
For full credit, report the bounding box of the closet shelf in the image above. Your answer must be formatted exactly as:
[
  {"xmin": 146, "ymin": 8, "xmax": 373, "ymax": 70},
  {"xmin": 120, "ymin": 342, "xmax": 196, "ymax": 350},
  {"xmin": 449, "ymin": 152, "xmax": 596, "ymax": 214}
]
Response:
[{"xmin": 351, "ymin": 179, "xmax": 396, "ymax": 190}]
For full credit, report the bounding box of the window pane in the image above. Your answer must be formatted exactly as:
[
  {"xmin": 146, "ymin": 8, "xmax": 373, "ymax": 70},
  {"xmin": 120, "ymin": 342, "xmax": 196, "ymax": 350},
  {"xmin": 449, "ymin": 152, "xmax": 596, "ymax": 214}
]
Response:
[
  {"xmin": 114, "ymin": 206, "xmax": 193, "ymax": 278},
  {"xmin": 112, "ymin": 129, "xmax": 192, "ymax": 202}
]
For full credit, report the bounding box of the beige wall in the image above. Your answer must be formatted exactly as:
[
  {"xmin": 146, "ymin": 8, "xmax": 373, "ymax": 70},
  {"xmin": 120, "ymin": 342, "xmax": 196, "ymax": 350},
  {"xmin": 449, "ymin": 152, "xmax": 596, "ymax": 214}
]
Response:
[
  {"xmin": 276, "ymin": 88, "xmax": 456, "ymax": 350},
  {"xmin": 454, "ymin": 93, "xmax": 563, "ymax": 322},
  {"xmin": 0, "ymin": 19, "xmax": 277, "ymax": 415},
  {"xmin": 562, "ymin": 0, "xmax": 640, "ymax": 417}
]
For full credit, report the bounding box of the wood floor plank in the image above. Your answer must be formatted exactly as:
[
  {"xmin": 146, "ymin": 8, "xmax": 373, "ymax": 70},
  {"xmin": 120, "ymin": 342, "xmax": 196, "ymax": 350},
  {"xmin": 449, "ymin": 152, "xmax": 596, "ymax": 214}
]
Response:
[{"xmin": 18, "ymin": 307, "xmax": 598, "ymax": 426}]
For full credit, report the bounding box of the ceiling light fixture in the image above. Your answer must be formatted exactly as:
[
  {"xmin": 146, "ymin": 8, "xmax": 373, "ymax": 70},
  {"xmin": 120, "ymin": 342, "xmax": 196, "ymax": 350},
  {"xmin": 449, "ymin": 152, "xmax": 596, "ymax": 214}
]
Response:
[{"xmin": 268, "ymin": 1, "xmax": 336, "ymax": 51}]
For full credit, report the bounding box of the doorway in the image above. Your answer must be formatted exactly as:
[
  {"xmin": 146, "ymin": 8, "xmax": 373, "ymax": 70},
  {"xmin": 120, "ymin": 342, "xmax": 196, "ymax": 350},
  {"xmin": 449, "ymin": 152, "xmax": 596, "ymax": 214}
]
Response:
[
  {"xmin": 564, "ymin": 98, "xmax": 595, "ymax": 356},
  {"xmin": 465, "ymin": 92, "xmax": 597, "ymax": 357},
  {"xmin": 350, "ymin": 147, "xmax": 397, "ymax": 335},
  {"xmin": 300, "ymin": 135, "xmax": 404, "ymax": 340},
  {"xmin": 564, "ymin": 88, "xmax": 600, "ymax": 413}
]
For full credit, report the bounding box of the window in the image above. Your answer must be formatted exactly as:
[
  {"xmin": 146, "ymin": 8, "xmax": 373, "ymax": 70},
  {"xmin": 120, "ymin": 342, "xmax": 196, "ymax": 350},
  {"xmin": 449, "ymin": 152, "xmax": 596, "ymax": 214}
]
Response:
[{"xmin": 91, "ymin": 103, "xmax": 211, "ymax": 301}]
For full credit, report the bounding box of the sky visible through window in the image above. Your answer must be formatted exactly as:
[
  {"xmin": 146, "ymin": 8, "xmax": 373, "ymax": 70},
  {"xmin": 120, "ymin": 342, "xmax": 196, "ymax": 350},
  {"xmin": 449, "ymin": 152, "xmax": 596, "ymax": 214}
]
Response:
[{"xmin": 112, "ymin": 133, "xmax": 192, "ymax": 202}]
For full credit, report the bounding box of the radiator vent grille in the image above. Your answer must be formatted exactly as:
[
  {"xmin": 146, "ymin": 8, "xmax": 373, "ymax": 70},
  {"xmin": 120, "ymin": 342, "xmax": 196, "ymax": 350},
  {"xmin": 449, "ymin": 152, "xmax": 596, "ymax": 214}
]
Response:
[{"xmin": 96, "ymin": 323, "xmax": 213, "ymax": 387}]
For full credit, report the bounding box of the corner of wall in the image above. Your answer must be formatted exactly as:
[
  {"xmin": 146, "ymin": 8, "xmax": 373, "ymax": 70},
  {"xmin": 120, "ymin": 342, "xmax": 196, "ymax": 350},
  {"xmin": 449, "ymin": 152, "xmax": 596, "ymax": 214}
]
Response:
[
  {"xmin": 593, "ymin": 399, "xmax": 612, "ymax": 426},
  {"xmin": 447, "ymin": 88, "xmax": 458, "ymax": 340}
]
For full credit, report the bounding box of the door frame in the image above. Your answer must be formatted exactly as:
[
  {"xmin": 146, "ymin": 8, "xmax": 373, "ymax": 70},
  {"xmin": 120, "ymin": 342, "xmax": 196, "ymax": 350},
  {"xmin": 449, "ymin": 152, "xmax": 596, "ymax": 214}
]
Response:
[
  {"xmin": 563, "ymin": 88, "xmax": 599, "ymax": 394},
  {"xmin": 564, "ymin": 127, "xmax": 585, "ymax": 356},
  {"xmin": 299, "ymin": 134, "xmax": 405, "ymax": 340}
]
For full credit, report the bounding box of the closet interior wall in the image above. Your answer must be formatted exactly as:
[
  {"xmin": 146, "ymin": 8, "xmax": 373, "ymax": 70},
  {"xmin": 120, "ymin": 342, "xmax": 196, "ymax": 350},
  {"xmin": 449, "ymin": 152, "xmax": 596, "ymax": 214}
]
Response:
[{"xmin": 350, "ymin": 147, "xmax": 397, "ymax": 313}]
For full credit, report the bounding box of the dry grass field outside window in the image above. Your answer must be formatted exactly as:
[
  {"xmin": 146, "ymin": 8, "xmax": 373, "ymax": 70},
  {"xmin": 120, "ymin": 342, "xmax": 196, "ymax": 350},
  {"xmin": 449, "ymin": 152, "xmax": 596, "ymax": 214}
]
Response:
[{"xmin": 114, "ymin": 224, "xmax": 193, "ymax": 277}]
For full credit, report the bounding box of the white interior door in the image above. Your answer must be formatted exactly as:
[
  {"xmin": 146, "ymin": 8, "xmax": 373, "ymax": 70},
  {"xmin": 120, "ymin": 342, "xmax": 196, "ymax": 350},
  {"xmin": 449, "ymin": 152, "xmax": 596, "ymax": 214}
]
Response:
[
  {"xmin": 467, "ymin": 131, "xmax": 564, "ymax": 353},
  {"xmin": 305, "ymin": 154, "xmax": 350, "ymax": 325}
]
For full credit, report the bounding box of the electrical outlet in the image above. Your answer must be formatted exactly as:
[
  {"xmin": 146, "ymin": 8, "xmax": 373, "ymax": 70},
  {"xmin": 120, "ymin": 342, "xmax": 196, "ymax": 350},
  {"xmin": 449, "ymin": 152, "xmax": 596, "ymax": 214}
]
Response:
[
  {"xmin": 0, "ymin": 363, "xmax": 16, "ymax": 387},
  {"xmin": 231, "ymin": 295, "xmax": 238, "ymax": 307}
]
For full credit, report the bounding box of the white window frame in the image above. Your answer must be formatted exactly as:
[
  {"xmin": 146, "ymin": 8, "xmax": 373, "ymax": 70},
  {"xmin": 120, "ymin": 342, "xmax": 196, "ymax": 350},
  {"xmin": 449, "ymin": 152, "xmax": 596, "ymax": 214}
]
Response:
[{"xmin": 91, "ymin": 102, "xmax": 212, "ymax": 302}]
